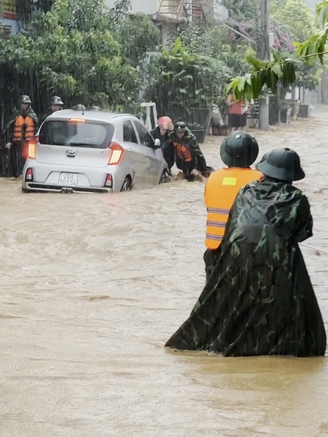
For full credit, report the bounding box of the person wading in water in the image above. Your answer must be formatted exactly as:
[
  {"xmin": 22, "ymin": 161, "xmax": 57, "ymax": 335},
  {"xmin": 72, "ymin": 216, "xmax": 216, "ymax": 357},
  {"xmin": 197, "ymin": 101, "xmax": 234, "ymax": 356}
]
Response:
[
  {"xmin": 204, "ymin": 130, "xmax": 263, "ymax": 282},
  {"xmin": 166, "ymin": 148, "xmax": 326, "ymax": 357}
]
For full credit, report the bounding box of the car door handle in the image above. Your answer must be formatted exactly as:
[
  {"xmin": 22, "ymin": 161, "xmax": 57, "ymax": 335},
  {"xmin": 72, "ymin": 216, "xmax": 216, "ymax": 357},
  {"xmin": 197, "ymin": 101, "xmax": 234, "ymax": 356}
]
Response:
[{"xmin": 144, "ymin": 153, "xmax": 149, "ymax": 157}]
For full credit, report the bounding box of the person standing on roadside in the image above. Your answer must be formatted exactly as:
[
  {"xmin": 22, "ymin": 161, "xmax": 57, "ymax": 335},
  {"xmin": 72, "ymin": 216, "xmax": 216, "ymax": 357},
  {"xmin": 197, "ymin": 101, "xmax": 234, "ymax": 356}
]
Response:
[
  {"xmin": 3, "ymin": 95, "xmax": 38, "ymax": 178},
  {"xmin": 41, "ymin": 95, "xmax": 64, "ymax": 124},
  {"xmin": 226, "ymin": 91, "xmax": 248, "ymax": 132}
]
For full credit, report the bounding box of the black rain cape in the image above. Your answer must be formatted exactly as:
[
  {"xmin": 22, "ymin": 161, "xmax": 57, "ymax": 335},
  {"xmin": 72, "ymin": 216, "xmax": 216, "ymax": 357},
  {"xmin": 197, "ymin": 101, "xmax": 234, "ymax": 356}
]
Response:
[{"xmin": 166, "ymin": 178, "xmax": 327, "ymax": 357}]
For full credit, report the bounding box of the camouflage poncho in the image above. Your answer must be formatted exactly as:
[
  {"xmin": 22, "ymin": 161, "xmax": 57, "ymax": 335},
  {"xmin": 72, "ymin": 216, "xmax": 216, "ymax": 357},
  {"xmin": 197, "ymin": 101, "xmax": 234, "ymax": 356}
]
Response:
[{"xmin": 166, "ymin": 178, "xmax": 327, "ymax": 357}]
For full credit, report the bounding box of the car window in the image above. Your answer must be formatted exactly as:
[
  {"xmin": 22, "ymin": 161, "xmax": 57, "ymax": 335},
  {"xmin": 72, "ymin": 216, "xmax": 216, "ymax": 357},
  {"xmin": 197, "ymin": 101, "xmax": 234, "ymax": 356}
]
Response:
[
  {"xmin": 134, "ymin": 121, "xmax": 154, "ymax": 148},
  {"xmin": 123, "ymin": 120, "xmax": 138, "ymax": 144},
  {"xmin": 39, "ymin": 120, "xmax": 114, "ymax": 149}
]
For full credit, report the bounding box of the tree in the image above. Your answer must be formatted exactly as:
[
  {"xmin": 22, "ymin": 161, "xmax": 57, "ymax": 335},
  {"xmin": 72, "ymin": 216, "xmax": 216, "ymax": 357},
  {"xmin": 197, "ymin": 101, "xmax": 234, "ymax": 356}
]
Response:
[
  {"xmin": 270, "ymin": 0, "xmax": 322, "ymax": 91},
  {"xmin": 0, "ymin": 0, "xmax": 159, "ymax": 116},
  {"xmin": 173, "ymin": 22, "xmax": 257, "ymax": 120},
  {"xmin": 227, "ymin": 0, "xmax": 328, "ymax": 100},
  {"xmin": 145, "ymin": 38, "xmax": 223, "ymax": 131}
]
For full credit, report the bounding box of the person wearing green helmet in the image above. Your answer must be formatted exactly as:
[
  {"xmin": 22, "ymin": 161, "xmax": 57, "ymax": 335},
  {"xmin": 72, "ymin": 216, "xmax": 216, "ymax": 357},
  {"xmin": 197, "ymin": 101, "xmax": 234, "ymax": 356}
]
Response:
[
  {"xmin": 166, "ymin": 147, "xmax": 326, "ymax": 357},
  {"xmin": 71, "ymin": 104, "xmax": 86, "ymax": 111},
  {"xmin": 2, "ymin": 95, "xmax": 38, "ymax": 178},
  {"xmin": 204, "ymin": 130, "xmax": 263, "ymax": 282},
  {"xmin": 41, "ymin": 95, "xmax": 64, "ymax": 124},
  {"xmin": 165, "ymin": 121, "xmax": 213, "ymax": 181},
  {"xmin": 255, "ymin": 152, "xmax": 269, "ymax": 170}
]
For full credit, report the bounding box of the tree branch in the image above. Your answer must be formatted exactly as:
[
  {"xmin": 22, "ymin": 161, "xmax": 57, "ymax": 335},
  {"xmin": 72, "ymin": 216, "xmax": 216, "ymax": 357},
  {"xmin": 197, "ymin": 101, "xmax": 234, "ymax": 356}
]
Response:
[{"xmin": 302, "ymin": 50, "xmax": 328, "ymax": 59}]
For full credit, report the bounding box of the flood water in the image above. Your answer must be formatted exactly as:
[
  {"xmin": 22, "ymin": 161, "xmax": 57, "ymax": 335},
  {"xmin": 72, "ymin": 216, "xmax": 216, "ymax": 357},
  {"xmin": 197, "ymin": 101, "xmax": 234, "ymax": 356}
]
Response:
[{"xmin": 0, "ymin": 111, "xmax": 327, "ymax": 436}]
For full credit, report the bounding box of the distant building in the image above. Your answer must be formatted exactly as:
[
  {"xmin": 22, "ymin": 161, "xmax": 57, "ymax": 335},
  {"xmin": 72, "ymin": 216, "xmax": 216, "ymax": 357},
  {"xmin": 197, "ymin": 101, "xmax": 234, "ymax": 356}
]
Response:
[
  {"xmin": 0, "ymin": 0, "xmax": 19, "ymax": 36},
  {"xmin": 105, "ymin": 0, "xmax": 229, "ymax": 45}
]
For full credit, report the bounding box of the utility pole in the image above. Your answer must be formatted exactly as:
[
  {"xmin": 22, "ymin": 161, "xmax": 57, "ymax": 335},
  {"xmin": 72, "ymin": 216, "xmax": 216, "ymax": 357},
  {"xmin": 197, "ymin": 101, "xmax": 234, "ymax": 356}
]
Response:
[
  {"xmin": 259, "ymin": 0, "xmax": 270, "ymax": 131},
  {"xmin": 260, "ymin": 0, "xmax": 270, "ymax": 60}
]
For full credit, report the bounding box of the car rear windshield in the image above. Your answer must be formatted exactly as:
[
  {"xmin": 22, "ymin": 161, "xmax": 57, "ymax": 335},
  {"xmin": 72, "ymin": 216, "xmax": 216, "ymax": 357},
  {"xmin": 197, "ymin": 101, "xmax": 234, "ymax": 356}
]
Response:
[{"xmin": 39, "ymin": 120, "xmax": 115, "ymax": 149}]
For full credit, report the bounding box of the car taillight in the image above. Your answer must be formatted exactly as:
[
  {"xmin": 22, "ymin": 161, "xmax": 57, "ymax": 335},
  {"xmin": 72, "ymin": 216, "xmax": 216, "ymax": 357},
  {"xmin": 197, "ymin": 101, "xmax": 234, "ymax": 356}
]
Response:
[
  {"xmin": 25, "ymin": 168, "xmax": 33, "ymax": 181},
  {"xmin": 105, "ymin": 174, "xmax": 113, "ymax": 188},
  {"xmin": 108, "ymin": 142, "xmax": 124, "ymax": 165},
  {"xmin": 28, "ymin": 136, "xmax": 38, "ymax": 159}
]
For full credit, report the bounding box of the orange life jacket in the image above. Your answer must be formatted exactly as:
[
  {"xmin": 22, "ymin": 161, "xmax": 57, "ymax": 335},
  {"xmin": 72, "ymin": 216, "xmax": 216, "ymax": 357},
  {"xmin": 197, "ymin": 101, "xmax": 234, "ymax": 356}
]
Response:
[
  {"xmin": 13, "ymin": 115, "xmax": 36, "ymax": 142},
  {"xmin": 205, "ymin": 167, "xmax": 263, "ymax": 249},
  {"xmin": 172, "ymin": 141, "xmax": 192, "ymax": 162}
]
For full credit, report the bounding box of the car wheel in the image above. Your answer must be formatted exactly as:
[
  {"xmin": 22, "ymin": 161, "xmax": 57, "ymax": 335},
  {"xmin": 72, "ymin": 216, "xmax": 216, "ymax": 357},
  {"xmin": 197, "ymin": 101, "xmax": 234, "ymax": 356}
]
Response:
[{"xmin": 121, "ymin": 176, "xmax": 132, "ymax": 192}]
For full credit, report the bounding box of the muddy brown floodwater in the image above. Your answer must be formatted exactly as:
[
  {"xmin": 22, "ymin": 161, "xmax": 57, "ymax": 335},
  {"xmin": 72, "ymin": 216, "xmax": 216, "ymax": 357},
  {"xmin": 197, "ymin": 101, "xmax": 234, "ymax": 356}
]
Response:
[{"xmin": 0, "ymin": 110, "xmax": 328, "ymax": 437}]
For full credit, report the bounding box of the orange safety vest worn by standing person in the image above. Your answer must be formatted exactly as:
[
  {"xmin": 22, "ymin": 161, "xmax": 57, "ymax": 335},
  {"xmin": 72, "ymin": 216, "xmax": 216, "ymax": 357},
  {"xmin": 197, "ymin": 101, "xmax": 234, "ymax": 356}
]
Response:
[
  {"xmin": 13, "ymin": 115, "xmax": 36, "ymax": 142},
  {"xmin": 4, "ymin": 95, "xmax": 38, "ymax": 178},
  {"xmin": 203, "ymin": 130, "xmax": 262, "ymax": 281},
  {"xmin": 205, "ymin": 167, "xmax": 263, "ymax": 249}
]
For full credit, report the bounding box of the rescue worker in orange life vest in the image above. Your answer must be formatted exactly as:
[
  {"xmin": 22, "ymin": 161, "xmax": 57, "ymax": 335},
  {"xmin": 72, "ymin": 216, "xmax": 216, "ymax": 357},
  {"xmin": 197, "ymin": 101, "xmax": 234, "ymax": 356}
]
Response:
[
  {"xmin": 203, "ymin": 131, "xmax": 263, "ymax": 281},
  {"xmin": 165, "ymin": 121, "xmax": 211, "ymax": 181},
  {"xmin": 4, "ymin": 95, "xmax": 38, "ymax": 178}
]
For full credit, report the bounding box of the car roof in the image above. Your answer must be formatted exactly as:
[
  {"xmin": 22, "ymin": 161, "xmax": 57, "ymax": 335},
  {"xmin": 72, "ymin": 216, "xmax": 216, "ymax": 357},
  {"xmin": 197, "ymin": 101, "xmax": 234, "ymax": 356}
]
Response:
[{"xmin": 46, "ymin": 109, "xmax": 140, "ymax": 123}]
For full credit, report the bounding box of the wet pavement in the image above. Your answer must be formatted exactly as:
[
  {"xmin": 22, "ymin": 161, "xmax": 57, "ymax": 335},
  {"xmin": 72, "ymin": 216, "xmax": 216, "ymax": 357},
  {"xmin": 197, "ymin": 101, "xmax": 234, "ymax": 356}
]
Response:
[{"xmin": 0, "ymin": 111, "xmax": 327, "ymax": 436}]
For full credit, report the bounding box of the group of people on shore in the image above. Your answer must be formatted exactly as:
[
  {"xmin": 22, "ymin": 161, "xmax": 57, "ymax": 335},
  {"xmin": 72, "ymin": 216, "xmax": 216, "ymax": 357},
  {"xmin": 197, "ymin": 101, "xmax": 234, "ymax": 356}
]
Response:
[
  {"xmin": 0, "ymin": 95, "xmax": 101, "ymax": 178},
  {"xmin": 0, "ymin": 95, "xmax": 66, "ymax": 178},
  {"xmin": 165, "ymin": 130, "xmax": 327, "ymax": 357}
]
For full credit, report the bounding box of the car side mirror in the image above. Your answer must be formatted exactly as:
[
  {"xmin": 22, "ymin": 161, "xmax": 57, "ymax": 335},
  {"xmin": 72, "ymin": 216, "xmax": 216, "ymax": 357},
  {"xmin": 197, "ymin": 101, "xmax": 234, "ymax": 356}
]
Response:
[{"xmin": 153, "ymin": 138, "xmax": 161, "ymax": 149}]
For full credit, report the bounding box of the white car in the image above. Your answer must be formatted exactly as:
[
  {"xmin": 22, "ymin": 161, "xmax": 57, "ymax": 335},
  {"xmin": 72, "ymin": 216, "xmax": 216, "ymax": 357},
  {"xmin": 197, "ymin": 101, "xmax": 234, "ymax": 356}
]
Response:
[{"xmin": 22, "ymin": 109, "xmax": 168, "ymax": 193}]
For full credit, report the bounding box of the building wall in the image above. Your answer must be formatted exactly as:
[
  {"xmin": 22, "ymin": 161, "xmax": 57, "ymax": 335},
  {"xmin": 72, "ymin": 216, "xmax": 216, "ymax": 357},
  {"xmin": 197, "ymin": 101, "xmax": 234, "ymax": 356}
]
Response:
[
  {"xmin": 105, "ymin": 0, "xmax": 159, "ymax": 15},
  {"xmin": 1, "ymin": 0, "xmax": 19, "ymax": 35}
]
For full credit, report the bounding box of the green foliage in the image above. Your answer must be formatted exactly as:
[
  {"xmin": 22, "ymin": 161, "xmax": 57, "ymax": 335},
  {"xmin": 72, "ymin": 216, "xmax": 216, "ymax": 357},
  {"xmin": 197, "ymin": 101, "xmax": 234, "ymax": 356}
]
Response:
[
  {"xmin": 271, "ymin": 0, "xmax": 316, "ymax": 42},
  {"xmin": 227, "ymin": 51, "xmax": 298, "ymax": 100},
  {"xmin": 177, "ymin": 23, "xmax": 254, "ymax": 77},
  {"xmin": 222, "ymin": 0, "xmax": 260, "ymax": 24},
  {"xmin": 0, "ymin": 0, "xmax": 158, "ymax": 115},
  {"xmin": 227, "ymin": 0, "xmax": 327, "ymax": 100},
  {"xmin": 147, "ymin": 38, "xmax": 221, "ymax": 118},
  {"xmin": 116, "ymin": 13, "xmax": 160, "ymax": 67}
]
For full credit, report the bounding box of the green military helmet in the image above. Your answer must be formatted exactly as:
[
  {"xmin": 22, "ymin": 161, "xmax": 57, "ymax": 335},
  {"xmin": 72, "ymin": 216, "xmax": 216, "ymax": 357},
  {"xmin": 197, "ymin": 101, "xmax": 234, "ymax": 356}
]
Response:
[
  {"xmin": 20, "ymin": 95, "xmax": 32, "ymax": 105},
  {"xmin": 255, "ymin": 152, "xmax": 269, "ymax": 170},
  {"xmin": 220, "ymin": 130, "xmax": 259, "ymax": 168},
  {"xmin": 50, "ymin": 95, "xmax": 64, "ymax": 106},
  {"xmin": 72, "ymin": 104, "xmax": 86, "ymax": 111},
  {"xmin": 174, "ymin": 121, "xmax": 187, "ymax": 133},
  {"xmin": 257, "ymin": 148, "xmax": 305, "ymax": 182}
]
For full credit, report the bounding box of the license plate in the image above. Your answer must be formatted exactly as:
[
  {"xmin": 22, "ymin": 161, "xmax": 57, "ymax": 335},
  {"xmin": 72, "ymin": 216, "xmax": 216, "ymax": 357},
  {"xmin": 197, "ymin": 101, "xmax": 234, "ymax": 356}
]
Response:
[{"xmin": 58, "ymin": 173, "xmax": 79, "ymax": 186}]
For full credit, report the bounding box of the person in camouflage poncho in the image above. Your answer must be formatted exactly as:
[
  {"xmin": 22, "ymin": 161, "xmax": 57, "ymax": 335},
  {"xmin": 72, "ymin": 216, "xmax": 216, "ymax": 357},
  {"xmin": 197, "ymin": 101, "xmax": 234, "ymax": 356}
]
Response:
[
  {"xmin": 165, "ymin": 121, "xmax": 212, "ymax": 181},
  {"xmin": 166, "ymin": 148, "xmax": 327, "ymax": 357}
]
